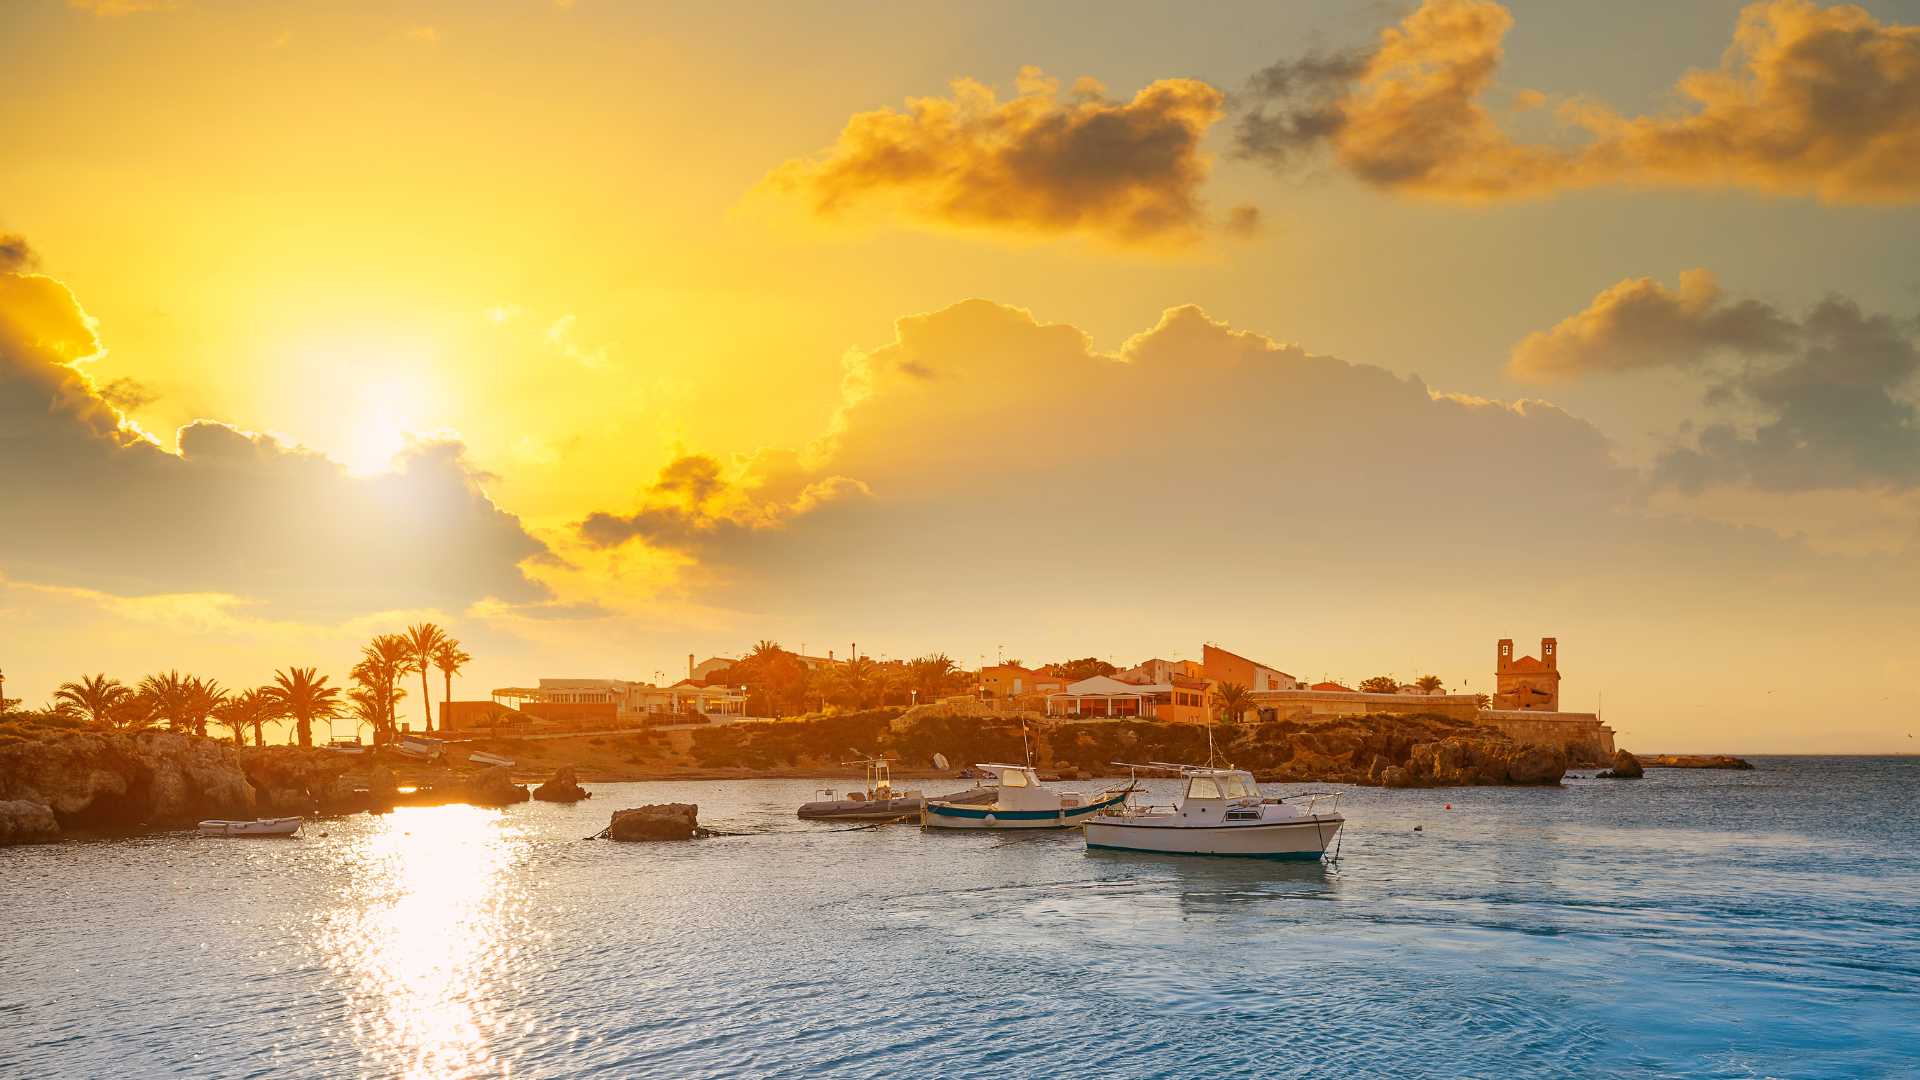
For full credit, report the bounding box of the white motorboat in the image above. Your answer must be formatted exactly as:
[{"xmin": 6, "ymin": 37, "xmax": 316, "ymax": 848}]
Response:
[
  {"xmin": 198, "ymin": 817, "xmax": 303, "ymax": 838},
  {"xmin": 921, "ymin": 763, "xmax": 1130, "ymax": 830},
  {"xmin": 1084, "ymin": 762, "xmax": 1342, "ymax": 860},
  {"xmin": 798, "ymin": 755, "xmax": 928, "ymax": 820}
]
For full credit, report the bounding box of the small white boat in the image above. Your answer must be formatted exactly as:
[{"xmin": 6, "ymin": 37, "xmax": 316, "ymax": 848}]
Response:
[
  {"xmin": 468, "ymin": 751, "xmax": 515, "ymax": 768},
  {"xmin": 198, "ymin": 817, "xmax": 303, "ymax": 838},
  {"xmin": 1084, "ymin": 762, "xmax": 1342, "ymax": 860},
  {"xmin": 921, "ymin": 763, "xmax": 1129, "ymax": 830},
  {"xmin": 798, "ymin": 755, "xmax": 927, "ymax": 820}
]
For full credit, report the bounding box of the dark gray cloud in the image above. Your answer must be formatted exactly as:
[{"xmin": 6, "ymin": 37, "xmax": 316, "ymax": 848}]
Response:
[
  {"xmin": 578, "ymin": 452, "xmax": 867, "ymax": 554},
  {"xmin": 1231, "ymin": 49, "xmax": 1369, "ymax": 171},
  {"xmin": 1509, "ymin": 269, "xmax": 1801, "ymax": 379},
  {"xmin": 0, "ymin": 233, "xmax": 35, "ymax": 273},
  {"xmin": 0, "ymin": 258, "xmax": 551, "ymax": 616},
  {"xmin": 1661, "ymin": 297, "xmax": 1920, "ymax": 492}
]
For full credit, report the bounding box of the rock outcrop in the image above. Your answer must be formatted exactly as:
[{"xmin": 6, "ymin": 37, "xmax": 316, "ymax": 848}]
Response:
[
  {"xmin": 607, "ymin": 803, "xmax": 700, "ymax": 841},
  {"xmin": 0, "ymin": 729, "xmax": 255, "ymax": 837},
  {"xmin": 1639, "ymin": 754, "xmax": 1753, "ymax": 770},
  {"xmin": 1595, "ymin": 749, "xmax": 1645, "ymax": 779},
  {"xmin": 1228, "ymin": 715, "xmax": 1568, "ymax": 788},
  {"xmin": 238, "ymin": 746, "xmax": 359, "ymax": 814},
  {"xmin": 0, "ymin": 799, "xmax": 60, "ymax": 845},
  {"xmin": 532, "ymin": 766, "xmax": 590, "ymax": 803},
  {"xmin": 396, "ymin": 765, "xmax": 529, "ymax": 807}
]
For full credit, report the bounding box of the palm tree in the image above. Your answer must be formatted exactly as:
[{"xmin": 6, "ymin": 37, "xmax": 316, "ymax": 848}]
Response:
[
  {"xmin": 354, "ymin": 634, "xmax": 413, "ymax": 745},
  {"xmin": 432, "ymin": 639, "xmax": 471, "ymax": 719},
  {"xmin": 137, "ymin": 671, "xmax": 194, "ymax": 732},
  {"xmin": 1415, "ymin": 674, "xmax": 1445, "ymax": 695},
  {"xmin": 214, "ymin": 689, "xmax": 278, "ymax": 748},
  {"xmin": 346, "ymin": 687, "xmax": 388, "ymax": 745},
  {"xmin": 401, "ymin": 622, "xmax": 448, "ymax": 733},
  {"xmin": 53, "ymin": 674, "xmax": 131, "ymax": 728},
  {"xmin": 183, "ymin": 677, "xmax": 228, "ymax": 736},
  {"xmin": 264, "ymin": 667, "xmax": 342, "ymax": 748},
  {"xmin": 1211, "ymin": 681, "xmax": 1251, "ymax": 725}
]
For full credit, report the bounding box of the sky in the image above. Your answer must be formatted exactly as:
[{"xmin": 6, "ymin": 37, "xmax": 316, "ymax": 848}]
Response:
[{"xmin": 3, "ymin": 0, "xmax": 1918, "ymax": 752}]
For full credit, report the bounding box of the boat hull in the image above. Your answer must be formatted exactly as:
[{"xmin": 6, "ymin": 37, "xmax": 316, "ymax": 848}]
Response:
[
  {"xmin": 796, "ymin": 796, "xmax": 925, "ymax": 821},
  {"xmin": 1084, "ymin": 815, "xmax": 1342, "ymax": 859},
  {"xmin": 923, "ymin": 789, "xmax": 1129, "ymax": 830},
  {"xmin": 197, "ymin": 817, "xmax": 302, "ymax": 838}
]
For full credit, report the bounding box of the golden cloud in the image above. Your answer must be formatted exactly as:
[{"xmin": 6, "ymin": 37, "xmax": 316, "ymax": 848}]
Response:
[
  {"xmin": 765, "ymin": 67, "xmax": 1227, "ymax": 245},
  {"xmin": 1509, "ymin": 269, "xmax": 1798, "ymax": 379},
  {"xmin": 1241, "ymin": 0, "xmax": 1920, "ymax": 203}
]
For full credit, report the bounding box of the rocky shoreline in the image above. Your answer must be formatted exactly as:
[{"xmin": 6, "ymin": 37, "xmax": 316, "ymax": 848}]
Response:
[
  {"xmin": 2, "ymin": 710, "xmax": 1601, "ymax": 845},
  {"xmin": 1639, "ymin": 754, "xmax": 1754, "ymax": 770}
]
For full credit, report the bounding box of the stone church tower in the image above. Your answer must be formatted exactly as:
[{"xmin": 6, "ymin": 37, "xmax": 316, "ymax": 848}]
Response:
[{"xmin": 1494, "ymin": 637, "xmax": 1561, "ymax": 711}]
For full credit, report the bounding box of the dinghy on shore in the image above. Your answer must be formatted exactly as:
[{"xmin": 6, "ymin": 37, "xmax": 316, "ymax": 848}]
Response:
[{"xmin": 197, "ymin": 817, "xmax": 302, "ymax": 838}]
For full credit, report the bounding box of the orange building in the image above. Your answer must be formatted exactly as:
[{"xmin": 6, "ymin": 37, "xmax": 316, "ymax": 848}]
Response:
[
  {"xmin": 1494, "ymin": 637, "xmax": 1561, "ymax": 711},
  {"xmin": 1200, "ymin": 643, "xmax": 1301, "ymax": 692}
]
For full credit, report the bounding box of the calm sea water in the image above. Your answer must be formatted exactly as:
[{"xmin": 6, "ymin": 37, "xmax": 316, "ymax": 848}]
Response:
[{"xmin": 3, "ymin": 758, "xmax": 1917, "ymax": 1079}]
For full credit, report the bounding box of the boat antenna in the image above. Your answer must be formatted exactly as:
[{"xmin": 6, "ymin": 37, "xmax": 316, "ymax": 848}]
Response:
[{"xmin": 1020, "ymin": 717, "xmax": 1032, "ymax": 768}]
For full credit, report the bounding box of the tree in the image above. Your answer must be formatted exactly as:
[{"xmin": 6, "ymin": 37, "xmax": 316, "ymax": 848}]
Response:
[
  {"xmin": 401, "ymin": 622, "xmax": 448, "ymax": 734},
  {"xmin": 1211, "ymin": 681, "xmax": 1251, "ymax": 725},
  {"xmin": 433, "ymin": 639, "xmax": 471, "ymax": 721},
  {"xmin": 1358, "ymin": 675, "xmax": 1401, "ymax": 695},
  {"xmin": 1047, "ymin": 657, "xmax": 1117, "ymax": 681},
  {"xmin": 353, "ymin": 634, "xmax": 413, "ymax": 745},
  {"xmin": 264, "ymin": 667, "xmax": 342, "ymax": 748},
  {"xmin": 215, "ymin": 689, "xmax": 280, "ymax": 748},
  {"xmin": 1414, "ymin": 674, "xmax": 1445, "ymax": 695},
  {"xmin": 728, "ymin": 642, "xmax": 810, "ymax": 716},
  {"xmin": 53, "ymin": 674, "xmax": 131, "ymax": 728},
  {"xmin": 1474, "ymin": 693, "xmax": 1491, "ymax": 709},
  {"xmin": 182, "ymin": 677, "xmax": 228, "ymax": 736},
  {"xmin": 907, "ymin": 654, "xmax": 961, "ymax": 704},
  {"xmin": 137, "ymin": 671, "xmax": 207, "ymax": 733}
]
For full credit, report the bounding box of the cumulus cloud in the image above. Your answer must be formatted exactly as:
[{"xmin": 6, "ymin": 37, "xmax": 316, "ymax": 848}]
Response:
[
  {"xmin": 578, "ymin": 452, "xmax": 869, "ymax": 553},
  {"xmin": 0, "ymin": 255, "xmax": 550, "ymax": 616},
  {"xmin": 1509, "ymin": 269, "xmax": 1799, "ymax": 379},
  {"xmin": 576, "ymin": 297, "xmax": 1631, "ymax": 611},
  {"xmin": 1238, "ymin": 0, "xmax": 1920, "ymax": 203},
  {"xmin": 1516, "ymin": 270, "xmax": 1920, "ymax": 492},
  {"xmin": 1661, "ymin": 297, "xmax": 1920, "ymax": 492},
  {"xmin": 764, "ymin": 67, "xmax": 1227, "ymax": 245}
]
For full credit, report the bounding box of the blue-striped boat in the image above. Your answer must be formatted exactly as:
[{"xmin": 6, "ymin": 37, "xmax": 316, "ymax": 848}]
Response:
[{"xmin": 921, "ymin": 763, "xmax": 1131, "ymax": 830}]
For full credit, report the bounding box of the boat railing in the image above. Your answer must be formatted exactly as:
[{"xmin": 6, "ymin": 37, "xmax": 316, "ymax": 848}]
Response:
[{"xmin": 1265, "ymin": 790, "xmax": 1343, "ymax": 816}]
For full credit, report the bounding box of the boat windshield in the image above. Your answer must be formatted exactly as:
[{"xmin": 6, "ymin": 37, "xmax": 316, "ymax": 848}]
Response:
[
  {"xmin": 1220, "ymin": 774, "xmax": 1254, "ymax": 798},
  {"xmin": 1185, "ymin": 776, "xmax": 1222, "ymax": 800},
  {"xmin": 999, "ymin": 769, "xmax": 1030, "ymax": 788}
]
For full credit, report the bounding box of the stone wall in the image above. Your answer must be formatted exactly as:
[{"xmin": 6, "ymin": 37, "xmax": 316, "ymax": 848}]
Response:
[
  {"xmin": 1474, "ymin": 709, "xmax": 1614, "ymax": 763},
  {"xmin": 1246, "ymin": 689, "xmax": 1483, "ymax": 723}
]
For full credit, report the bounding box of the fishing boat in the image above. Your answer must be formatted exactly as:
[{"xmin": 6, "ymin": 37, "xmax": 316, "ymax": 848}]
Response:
[
  {"xmin": 797, "ymin": 755, "xmax": 995, "ymax": 820},
  {"xmin": 197, "ymin": 817, "xmax": 303, "ymax": 838},
  {"xmin": 798, "ymin": 756, "xmax": 926, "ymax": 820},
  {"xmin": 1084, "ymin": 762, "xmax": 1342, "ymax": 860},
  {"xmin": 921, "ymin": 763, "xmax": 1130, "ymax": 830}
]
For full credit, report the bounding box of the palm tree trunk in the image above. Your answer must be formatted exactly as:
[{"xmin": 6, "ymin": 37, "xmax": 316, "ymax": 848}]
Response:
[
  {"xmin": 421, "ymin": 668, "xmax": 433, "ymax": 734},
  {"xmin": 297, "ymin": 713, "xmax": 312, "ymax": 748}
]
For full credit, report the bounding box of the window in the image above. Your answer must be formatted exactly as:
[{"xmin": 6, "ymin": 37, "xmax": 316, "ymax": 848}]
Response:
[
  {"xmin": 1000, "ymin": 769, "xmax": 1029, "ymax": 788},
  {"xmin": 1221, "ymin": 775, "xmax": 1252, "ymax": 798},
  {"xmin": 1186, "ymin": 777, "xmax": 1222, "ymax": 800}
]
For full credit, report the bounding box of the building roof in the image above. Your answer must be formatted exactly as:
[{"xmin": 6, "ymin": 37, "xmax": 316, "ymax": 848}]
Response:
[
  {"xmin": 1310, "ymin": 681, "xmax": 1353, "ymax": 692},
  {"xmin": 1509, "ymin": 655, "xmax": 1549, "ymax": 671},
  {"xmin": 1059, "ymin": 675, "xmax": 1169, "ymax": 696}
]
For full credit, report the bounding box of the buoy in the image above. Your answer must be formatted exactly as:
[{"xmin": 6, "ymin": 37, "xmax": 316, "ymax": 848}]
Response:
[
  {"xmin": 984, "ymin": 813, "xmax": 997, "ymax": 826},
  {"xmin": 1413, "ymin": 825, "xmax": 1422, "ymax": 831},
  {"xmin": 1444, "ymin": 804, "xmax": 1452, "ymax": 810}
]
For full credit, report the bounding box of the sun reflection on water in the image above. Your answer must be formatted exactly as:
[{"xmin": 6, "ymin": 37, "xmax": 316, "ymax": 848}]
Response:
[{"xmin": 319, "ymin": 805, "xmax": 535, "ymax": 1078}]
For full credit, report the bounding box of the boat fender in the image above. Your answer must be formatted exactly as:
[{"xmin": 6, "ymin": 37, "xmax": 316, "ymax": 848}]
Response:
[{"xmin": 984, "ymin": 813, "xmax": 997, "ymax": 826}]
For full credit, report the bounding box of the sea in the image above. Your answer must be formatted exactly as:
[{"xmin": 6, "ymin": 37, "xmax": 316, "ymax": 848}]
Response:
[{"xmin": 2, "ymin": 757, "xmax": 1916, "ymax": 1079}]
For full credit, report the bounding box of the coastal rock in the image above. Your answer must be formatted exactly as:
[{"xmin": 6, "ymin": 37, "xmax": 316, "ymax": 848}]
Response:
[
  {"xmin": 238, "ymin": 746, "xmax": 356, "ymax": 814},
  {"xmin": 0, "ymin": 728, "xmax": 254, "ymax": 829},
  {"xmin": 1596, "ymin": 750, "xmax": 1644, "ymax": 779},
  {"xmin": 0, "ymin": 799, "xmax": 60, "ymax": 845},
  {"xmin": 532, "ymin": 766, "xmax": 591, "ymax": 803},
  {"xmin": 366, "ymin": 765, "xmax": 399, "ymax": 811},
  {"xmin": 1639, "ymin": 754, "xmax": 1752, "ymax": 770},
  {"xmin": 465, "ymin": 765, "xmax": 532, "ymax": 806},
  {"xmin": 607, "ymin": 803, "xmax": 700, "ymax": 841}
]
